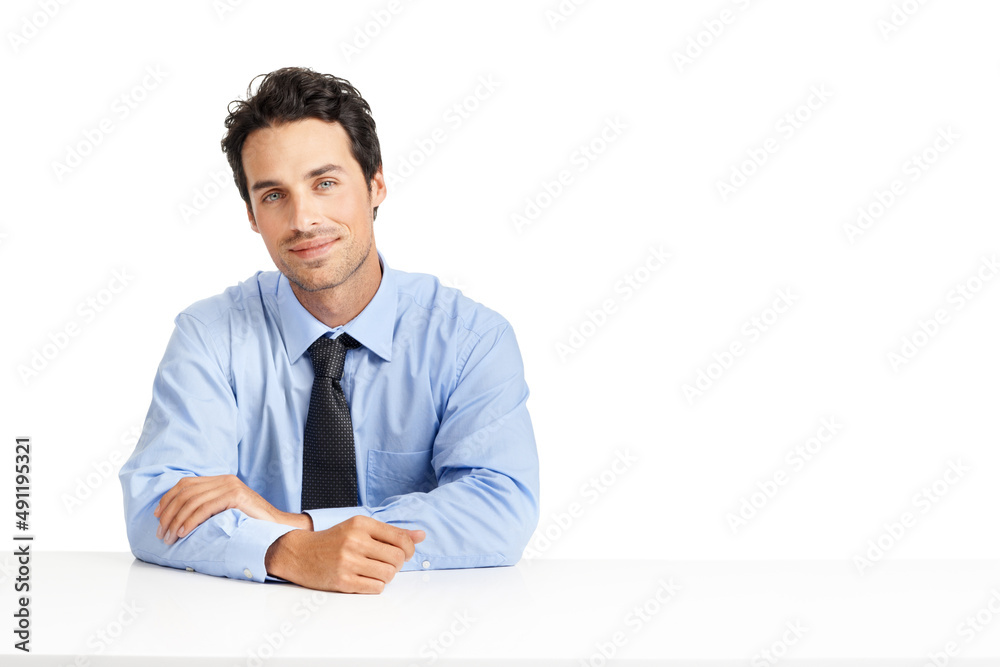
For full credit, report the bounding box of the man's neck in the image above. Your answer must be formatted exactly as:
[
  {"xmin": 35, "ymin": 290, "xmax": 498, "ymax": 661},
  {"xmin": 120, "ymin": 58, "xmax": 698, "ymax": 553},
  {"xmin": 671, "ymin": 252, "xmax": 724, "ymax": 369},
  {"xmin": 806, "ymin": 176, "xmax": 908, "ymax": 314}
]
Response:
[{"xmin": 289, "ymin": 251, "xmax": 383, "ymax": 329}]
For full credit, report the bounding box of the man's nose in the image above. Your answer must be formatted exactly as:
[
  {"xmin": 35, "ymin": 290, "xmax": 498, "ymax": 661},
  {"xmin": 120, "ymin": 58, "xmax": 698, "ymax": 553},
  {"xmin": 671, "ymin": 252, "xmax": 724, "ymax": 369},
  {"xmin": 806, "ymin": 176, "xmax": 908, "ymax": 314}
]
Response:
[{"xmin": 289, "ymin": 192, "xmax": 322, "ymax": 230}]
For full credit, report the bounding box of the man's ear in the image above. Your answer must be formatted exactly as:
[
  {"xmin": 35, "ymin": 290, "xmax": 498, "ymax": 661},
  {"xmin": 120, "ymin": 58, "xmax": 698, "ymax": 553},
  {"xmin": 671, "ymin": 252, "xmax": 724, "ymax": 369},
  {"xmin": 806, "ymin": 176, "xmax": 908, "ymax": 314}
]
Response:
[
  {"xmin": 247, "ymin": 204, "xmax": 259, "ymax": 233},
  {"xmin": 369, "ymin": 165, "xmax": 387, "ymax": 209}
]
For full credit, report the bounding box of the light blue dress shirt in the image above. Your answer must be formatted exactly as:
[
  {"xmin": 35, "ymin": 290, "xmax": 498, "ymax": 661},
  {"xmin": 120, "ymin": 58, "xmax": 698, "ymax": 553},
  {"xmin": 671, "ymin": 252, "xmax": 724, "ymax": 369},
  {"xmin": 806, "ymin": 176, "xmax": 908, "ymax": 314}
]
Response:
[{"xmin": 118, "ymin": 250, "xmax": 540, "ymax": 583}]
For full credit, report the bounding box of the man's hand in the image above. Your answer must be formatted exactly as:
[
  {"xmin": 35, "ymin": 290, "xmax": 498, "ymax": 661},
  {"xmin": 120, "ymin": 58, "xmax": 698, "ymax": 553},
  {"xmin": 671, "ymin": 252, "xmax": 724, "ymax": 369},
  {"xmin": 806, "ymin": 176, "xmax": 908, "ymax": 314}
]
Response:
[
  {"xmin": 154, "ymin": 474, "xmax": 312, "ymax": 545},
  {"xmin": 265, "ymin": 515, "xmax": 426, "ymax": 594}
]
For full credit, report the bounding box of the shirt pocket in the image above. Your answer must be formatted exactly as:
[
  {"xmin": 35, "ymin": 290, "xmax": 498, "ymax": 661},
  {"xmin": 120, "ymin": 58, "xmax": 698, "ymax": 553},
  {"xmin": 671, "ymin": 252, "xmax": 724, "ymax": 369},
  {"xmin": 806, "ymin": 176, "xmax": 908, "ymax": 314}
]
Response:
[{"xmin": 366, "ymin": 448, "xmax": 436, "ymax": 505}]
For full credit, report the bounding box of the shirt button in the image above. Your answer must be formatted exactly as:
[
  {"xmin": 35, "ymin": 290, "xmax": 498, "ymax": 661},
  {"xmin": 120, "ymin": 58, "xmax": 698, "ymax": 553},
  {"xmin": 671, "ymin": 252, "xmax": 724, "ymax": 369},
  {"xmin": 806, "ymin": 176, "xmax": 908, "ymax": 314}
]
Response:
[
  {"xmin": 421, "ymin": 560, "xmax": 431, "ymax": 569},
  {"xmin": 243, "ymin": 568, "xmax": 253, "ymax": 579}
]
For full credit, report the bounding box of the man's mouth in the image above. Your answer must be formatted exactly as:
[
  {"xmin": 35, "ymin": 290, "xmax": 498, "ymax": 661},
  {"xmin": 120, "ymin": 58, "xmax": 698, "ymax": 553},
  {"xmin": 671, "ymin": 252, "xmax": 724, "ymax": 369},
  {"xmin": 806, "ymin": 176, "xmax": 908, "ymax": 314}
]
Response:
[{"xmin": 288, "ymin": 237, "xmax": 339, "ymax": 259}]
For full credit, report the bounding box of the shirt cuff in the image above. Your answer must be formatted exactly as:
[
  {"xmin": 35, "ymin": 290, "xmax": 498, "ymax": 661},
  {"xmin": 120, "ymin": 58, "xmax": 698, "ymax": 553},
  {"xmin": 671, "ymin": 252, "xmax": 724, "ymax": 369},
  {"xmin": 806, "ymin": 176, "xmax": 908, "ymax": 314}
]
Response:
[
  {"xmin": 401, "ymin": 551, "xmax": 507, "ymax": 571},
  {"xmin": 225, "ymin": 517, "xmax": 299, "ymax": 583},
  {"xmin": 304, "ymin": 505, "xmax": 372, "ymax": 532}
]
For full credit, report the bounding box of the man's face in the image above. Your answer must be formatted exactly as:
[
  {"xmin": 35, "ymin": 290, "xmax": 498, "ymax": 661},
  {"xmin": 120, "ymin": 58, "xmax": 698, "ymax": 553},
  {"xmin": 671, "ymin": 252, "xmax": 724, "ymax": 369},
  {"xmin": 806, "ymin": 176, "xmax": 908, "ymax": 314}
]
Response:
[{"xmin": 242, "ymin": 117, "xmax": 386, "ymax": 292}]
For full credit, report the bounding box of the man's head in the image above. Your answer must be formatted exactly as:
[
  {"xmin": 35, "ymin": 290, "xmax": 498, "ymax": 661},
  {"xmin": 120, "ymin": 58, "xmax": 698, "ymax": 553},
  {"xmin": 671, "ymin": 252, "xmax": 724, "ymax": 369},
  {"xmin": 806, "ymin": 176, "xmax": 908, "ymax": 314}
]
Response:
[
  {"xmin": 222, "ymin": 67, "xmax": 382, "ymax": 220},
  {"xmin": 221, "ymin": 67, "xmax": 386, "ymax": 295}
]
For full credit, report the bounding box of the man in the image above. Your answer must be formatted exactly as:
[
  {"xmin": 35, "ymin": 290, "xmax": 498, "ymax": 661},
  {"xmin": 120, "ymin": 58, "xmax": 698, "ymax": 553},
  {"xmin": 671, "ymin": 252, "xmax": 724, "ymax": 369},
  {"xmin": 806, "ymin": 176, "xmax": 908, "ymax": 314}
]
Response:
[{"xmin": 118, "ymin": 67, "xmax": 540, "ymax": 594}]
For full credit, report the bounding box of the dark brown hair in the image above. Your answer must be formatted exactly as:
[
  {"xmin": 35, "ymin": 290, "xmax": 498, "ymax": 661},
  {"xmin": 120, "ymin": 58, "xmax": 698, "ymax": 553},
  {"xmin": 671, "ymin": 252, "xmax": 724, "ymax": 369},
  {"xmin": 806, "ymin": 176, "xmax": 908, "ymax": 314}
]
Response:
[{"xmin": 221, "ymin": 67, "xmax": 382, "ymax": 219}]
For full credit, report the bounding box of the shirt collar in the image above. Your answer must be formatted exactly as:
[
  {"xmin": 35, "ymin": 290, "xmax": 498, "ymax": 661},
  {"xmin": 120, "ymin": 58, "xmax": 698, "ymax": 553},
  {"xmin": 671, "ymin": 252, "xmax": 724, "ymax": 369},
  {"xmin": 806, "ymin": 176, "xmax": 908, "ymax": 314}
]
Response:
[{"xmin": 277, "ymin": 248, "xmax": 397, "ymax": 364}]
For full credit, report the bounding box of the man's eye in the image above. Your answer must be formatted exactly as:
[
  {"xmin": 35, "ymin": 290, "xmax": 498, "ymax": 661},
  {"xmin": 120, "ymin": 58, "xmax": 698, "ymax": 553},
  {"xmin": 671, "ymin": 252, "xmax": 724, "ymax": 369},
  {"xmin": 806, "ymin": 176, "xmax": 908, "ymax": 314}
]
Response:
[
  {"xmin": 318, "ymin": 180, "xmax": 334, "ymax": 189},
  {"xmin": 264, "ymin": 192, "xmax": 281, "ymax": 202}
]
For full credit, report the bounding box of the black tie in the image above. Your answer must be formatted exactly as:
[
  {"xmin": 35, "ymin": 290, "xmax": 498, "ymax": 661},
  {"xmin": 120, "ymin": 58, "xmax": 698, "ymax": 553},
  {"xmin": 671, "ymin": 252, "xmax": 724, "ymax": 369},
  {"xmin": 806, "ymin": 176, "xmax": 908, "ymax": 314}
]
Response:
[{"xmin": 301, "ymin": 333, "xmax": 362, "ymax": 510}]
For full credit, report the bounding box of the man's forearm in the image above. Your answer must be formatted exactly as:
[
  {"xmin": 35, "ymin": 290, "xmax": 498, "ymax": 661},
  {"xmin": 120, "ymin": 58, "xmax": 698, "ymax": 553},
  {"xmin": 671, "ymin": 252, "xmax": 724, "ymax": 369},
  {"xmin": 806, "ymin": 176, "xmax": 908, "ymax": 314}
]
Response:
[{"xmin": 153, "ymin": 474, "xmax": 316, "ymax": 544}]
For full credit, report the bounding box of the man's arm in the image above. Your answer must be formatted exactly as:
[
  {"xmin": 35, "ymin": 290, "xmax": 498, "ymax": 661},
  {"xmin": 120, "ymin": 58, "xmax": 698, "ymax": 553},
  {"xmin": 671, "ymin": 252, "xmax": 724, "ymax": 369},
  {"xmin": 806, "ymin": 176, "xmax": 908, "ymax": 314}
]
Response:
[
  {"xmin": 119, "ymin": 312, "xmax": 302, "ymax": 583},
  {"xmin": 305, "ymin": 321, "xmax": 541, "ymax": 570},
  {"xmin": 137, "ymin": 317, "xmax": 539, "ymax": 576},
  {"xmin": 153, "ymin": 474, "xmax": 311, "ymax": 544},
  {"xmin": 149, "ymin": 468, "xmax": 427, "ymax": 592},
  {"xmin": 121, "ymin": 312, "xmax": 423, "ymax": 591}
]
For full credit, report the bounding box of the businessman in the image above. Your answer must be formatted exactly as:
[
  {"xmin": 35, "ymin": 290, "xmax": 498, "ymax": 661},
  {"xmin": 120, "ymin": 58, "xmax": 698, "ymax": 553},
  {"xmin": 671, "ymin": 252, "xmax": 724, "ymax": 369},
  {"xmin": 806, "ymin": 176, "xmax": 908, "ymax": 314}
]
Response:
[{"xmin": 118, "ymin": 67, "xmax": 540, "ymax": 594}]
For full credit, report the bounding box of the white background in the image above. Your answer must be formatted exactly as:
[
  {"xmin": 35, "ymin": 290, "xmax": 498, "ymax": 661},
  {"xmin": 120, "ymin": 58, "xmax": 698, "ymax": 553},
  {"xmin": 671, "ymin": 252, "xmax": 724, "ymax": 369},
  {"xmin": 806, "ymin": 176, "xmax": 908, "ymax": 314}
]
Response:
[{"xmin": 1, "ymin": 0, "xmax": 998, "ymax": 568}]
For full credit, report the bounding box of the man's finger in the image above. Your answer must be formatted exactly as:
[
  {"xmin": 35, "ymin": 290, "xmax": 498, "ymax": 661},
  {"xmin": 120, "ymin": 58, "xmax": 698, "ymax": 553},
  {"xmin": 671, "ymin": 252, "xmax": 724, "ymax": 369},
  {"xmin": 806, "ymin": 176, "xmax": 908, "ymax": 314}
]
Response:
[
  {"xmin": 154, "ymin": 476, "xmax": 202, "ymax": 530},
  {"xmin": 366, "ymin": 522, "xmax": 419, "ymax": 559},
  {"xmin": 362, "ymin": 538, "xmax": 407, "ymax": 571},
  {"xmin": 155, "ymin": 476, "xmax": 253, "ymax": 541},
  {"xmin": 349, "ymin": 574, "xmax": 388, "ymax": 595},
  {"xmin": 162, "ymin": 487, "xmax": 227, "ymax": 543},
  {"xmin": 154, "ymin": 480, "xmax": 187, "ymax": 518},
  {"xmin": 355, "ymin": 558, "xmax": 399, "ymax": 587},
  {"xmin": 155, "ymin": 491, "xmax": 189, "ymax": 539},
  {"xmin": 171, "ymin": 495, "xmax": 231, "ymax": 541},
  {"xmin": 155, "ymin": 484, "xmax": 205, "ymax": 537}
]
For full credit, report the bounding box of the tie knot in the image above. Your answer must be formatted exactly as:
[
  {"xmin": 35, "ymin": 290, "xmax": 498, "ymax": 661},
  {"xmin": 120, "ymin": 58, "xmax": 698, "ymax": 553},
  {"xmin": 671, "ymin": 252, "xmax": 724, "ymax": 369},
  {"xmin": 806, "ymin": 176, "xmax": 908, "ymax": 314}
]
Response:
[{"xmin": 308, "ymin": 333, "xmax": 361, "ymax": 380}]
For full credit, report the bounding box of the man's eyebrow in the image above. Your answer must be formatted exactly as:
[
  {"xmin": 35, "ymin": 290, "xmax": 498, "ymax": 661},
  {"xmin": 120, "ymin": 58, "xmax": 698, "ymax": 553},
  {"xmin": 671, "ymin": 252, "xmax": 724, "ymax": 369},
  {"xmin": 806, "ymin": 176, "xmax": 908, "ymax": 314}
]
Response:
[
  {"xmin": 250, "ymin": 164, "xmax": 346, "ymax": 192},
  {"xmin": 305, "ymin": 163, "xmax": 345, "ymax": 179}
]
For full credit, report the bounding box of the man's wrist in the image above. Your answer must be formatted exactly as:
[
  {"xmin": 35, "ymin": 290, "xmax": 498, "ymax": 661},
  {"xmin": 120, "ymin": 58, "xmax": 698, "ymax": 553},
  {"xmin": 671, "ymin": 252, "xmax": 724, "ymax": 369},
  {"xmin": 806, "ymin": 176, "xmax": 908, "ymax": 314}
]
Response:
[
  {"xmin": 265, "ymin": 529, "xmax": 305, "ymax": 580},
  {"xmin": 260, "ymin": 502, "xmax": 313, "ymax": 530},
  {"xmin": 273, "ymin": 510, "xmax": 313, "ymax": 531}
]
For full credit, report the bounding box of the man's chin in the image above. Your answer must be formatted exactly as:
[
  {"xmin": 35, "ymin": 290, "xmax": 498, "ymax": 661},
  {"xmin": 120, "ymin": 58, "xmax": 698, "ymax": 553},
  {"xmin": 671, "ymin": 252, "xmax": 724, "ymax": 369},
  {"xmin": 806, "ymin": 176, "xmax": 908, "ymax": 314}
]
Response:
[
  {"xmin": 285, "ymin": 272, "xmax": 342, "ymax": 293},
  {"xmin": 277, "ymin": 260, "xmax": 336, "ymax": 293}
]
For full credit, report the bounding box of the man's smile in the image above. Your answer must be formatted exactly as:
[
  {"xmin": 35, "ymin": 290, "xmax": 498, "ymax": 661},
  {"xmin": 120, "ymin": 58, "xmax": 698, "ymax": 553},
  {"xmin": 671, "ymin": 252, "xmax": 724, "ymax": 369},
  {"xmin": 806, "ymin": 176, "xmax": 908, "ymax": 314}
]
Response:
[{"xmin": 288, "ymin": 236, "xmax": 339, "ymax": 259}]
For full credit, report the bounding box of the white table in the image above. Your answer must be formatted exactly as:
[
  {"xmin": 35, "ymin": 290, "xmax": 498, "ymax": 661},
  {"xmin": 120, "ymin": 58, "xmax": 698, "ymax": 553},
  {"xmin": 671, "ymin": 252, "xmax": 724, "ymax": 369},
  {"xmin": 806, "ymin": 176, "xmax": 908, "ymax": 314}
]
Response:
[{"xmin": 3, "ymin": 552, "xmax": 999, "ymax": 665}]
